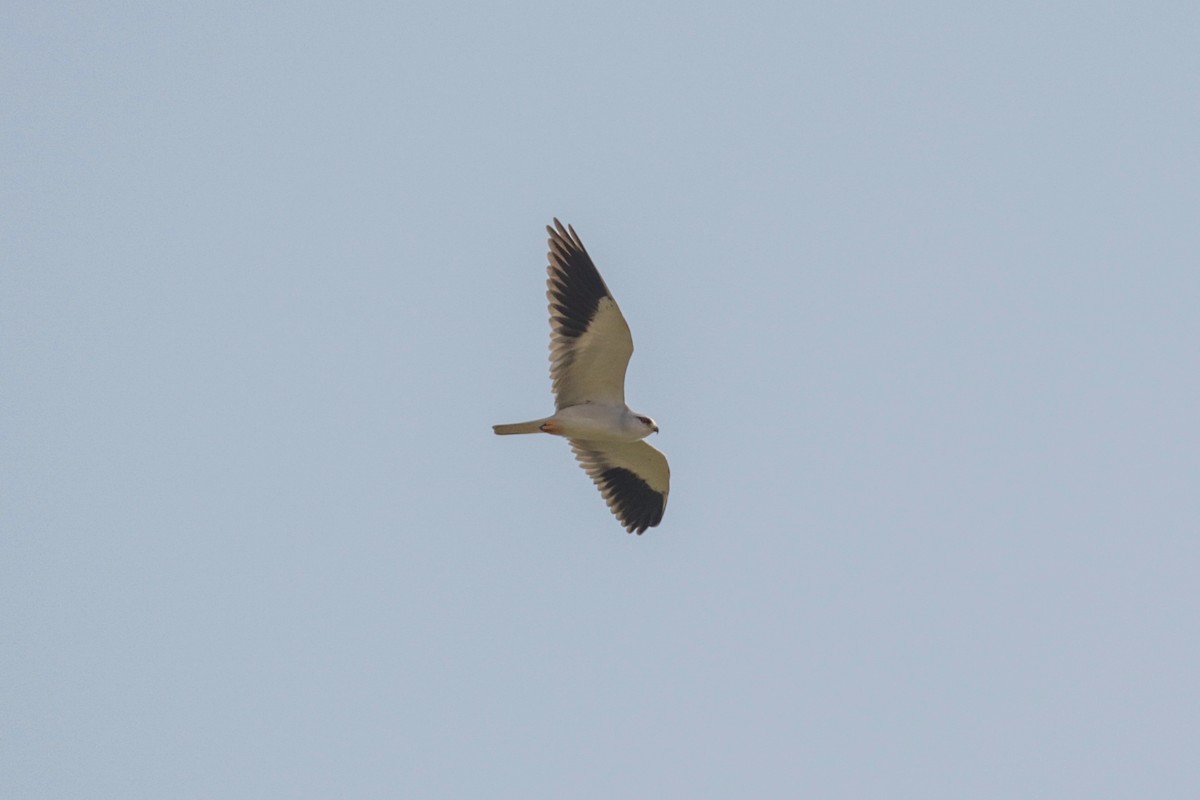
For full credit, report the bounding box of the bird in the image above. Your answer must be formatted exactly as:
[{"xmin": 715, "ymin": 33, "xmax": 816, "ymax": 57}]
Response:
[{"xmin": 493, "ymin": 219, "xmax": 670, "ymax": 534}]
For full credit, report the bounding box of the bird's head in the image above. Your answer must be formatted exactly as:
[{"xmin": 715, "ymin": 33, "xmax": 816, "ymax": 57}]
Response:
[{"xmin": 635, "ymin": 415, "xmax": 660, "ymax": 435}]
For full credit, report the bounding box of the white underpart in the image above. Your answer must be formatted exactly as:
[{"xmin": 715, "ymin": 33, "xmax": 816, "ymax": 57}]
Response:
[{"xmin": 550, "ymin": 403, "xmax": 651, "ymax": 442}]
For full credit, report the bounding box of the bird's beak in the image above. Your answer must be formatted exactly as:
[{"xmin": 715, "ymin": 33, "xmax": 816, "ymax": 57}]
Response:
[{"xmin": 652, "ymin": 425, "xmax": 660, "ymax": 434}]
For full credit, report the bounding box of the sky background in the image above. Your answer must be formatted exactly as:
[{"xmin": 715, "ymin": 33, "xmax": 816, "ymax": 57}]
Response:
[{"xmin": 4, "ymin": 2, "xmax": 1198, "ymax": 797}]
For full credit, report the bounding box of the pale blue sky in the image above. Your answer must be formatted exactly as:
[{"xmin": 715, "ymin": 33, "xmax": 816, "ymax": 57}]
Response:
[{"xmin": 4, "ymin": 2, "xmax": 1198, "ymax": 797}]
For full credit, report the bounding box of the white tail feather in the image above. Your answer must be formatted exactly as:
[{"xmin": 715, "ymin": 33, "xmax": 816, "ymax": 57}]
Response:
[{"xmin": 492, "ymin": 418, "xmax": 548, "ymax": 435}]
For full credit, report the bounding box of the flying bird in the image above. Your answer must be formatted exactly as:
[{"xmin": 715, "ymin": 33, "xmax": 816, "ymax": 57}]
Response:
[{"xmin": 493, "ymin": 219, "xmax": 670, "ymax": 534}]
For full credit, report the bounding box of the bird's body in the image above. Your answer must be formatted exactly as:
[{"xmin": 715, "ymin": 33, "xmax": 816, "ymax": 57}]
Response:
[
  {"xmin": 493, "ymin": 220, "xmax": 670, "ymax": 534},
  {"xmin": 494, "ymin": 404, "xmax": 652, "ymax": 442}
]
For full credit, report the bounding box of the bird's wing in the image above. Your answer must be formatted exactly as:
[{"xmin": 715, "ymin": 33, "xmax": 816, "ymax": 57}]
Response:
[
  {"xmin": 546, "ymin": 219, "xmax": 634, "ymax": 409},
  {"xmin": 570, "ymin": 439, "xmax": 670, "ymax": 534}
]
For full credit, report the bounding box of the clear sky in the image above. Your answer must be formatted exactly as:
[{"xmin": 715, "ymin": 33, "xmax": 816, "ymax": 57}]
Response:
[{"xmin": 4, "ymin": 2, "xmax": 1198, "ymax": 797}]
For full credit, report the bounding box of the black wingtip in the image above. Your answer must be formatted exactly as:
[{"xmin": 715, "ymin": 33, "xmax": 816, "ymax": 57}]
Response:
[
  {"xmin": 599, "ymin": 467, "xmax": 666, "ymax": 535},
  {"xmin": 546, "ymin": 220, "xmax": 611, "ymax": 339}
]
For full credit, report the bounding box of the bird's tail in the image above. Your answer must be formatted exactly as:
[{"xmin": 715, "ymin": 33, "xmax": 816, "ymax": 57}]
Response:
[{"xmin": 492, "ymin": 418, "xmax": 549, "ymax": 435}]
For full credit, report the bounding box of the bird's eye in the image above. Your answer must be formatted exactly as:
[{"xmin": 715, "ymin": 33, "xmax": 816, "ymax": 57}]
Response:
[{"xmin": 638, "ymin": 416, "xmax": 651, "ymax": 425}]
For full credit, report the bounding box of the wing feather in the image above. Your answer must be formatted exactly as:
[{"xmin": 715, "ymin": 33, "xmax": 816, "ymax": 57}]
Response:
[
  {"xmin": 570, "ymin": 440, "xmax": 670, "ymax": 534},
  {"xmin": 546, "ymin": 220, "xmax": 634, "ymax": 409}
]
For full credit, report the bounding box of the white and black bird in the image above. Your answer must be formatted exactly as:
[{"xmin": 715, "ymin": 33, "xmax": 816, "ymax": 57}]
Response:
[{"xmin": 493, "ymin": 219, "xmax": 670, "ymax": 534}]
